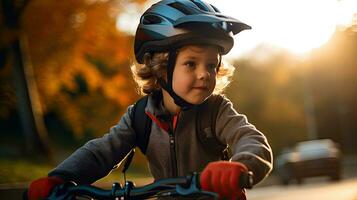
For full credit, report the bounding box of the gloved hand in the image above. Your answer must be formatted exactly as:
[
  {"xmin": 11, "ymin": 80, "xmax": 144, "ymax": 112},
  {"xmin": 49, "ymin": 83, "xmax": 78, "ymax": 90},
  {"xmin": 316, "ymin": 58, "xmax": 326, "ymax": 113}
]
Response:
[
  {"xmin": 200, "ymin": 161, "xmax": 248, "ymax": 200},
  {"xmin": 27, "ymin": 176, "xmax": 64, "ymax": 200}
]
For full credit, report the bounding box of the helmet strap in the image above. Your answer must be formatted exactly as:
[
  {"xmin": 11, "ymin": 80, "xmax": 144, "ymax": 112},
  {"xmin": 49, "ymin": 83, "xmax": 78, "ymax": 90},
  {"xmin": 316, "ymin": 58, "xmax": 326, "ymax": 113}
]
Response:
[{"xmin": 158, "ymin": 49, "xmax": 195, "ymax": 110}]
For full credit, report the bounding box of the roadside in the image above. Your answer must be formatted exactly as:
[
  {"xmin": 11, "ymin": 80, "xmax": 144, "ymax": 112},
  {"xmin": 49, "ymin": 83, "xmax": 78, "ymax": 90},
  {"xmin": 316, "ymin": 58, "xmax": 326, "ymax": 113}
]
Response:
[{"xmin": 255, "ymin": 154, "xmax": 357, "ymax": 187}]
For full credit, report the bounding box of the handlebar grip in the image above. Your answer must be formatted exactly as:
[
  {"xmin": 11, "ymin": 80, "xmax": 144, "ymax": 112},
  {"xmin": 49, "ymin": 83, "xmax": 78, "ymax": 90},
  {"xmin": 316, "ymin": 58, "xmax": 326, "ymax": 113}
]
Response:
[{"xmin": 239, "ymin": 171, "xmax": 254, "ymax": 189}]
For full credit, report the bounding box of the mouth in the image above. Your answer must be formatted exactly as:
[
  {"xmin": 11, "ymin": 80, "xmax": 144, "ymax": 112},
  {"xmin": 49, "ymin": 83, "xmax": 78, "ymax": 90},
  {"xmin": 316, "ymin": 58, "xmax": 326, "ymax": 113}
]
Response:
[{"xmin": 192, "ymin": 86, "xmax": 208, "ymax": 90}]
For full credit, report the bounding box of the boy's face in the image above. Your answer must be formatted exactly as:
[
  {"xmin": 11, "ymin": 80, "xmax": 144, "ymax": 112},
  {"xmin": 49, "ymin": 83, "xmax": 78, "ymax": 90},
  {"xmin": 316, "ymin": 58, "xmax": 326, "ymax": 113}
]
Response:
[{"xmin": 172, "ymin": 45, "xmax": 219, "ymax": 105}]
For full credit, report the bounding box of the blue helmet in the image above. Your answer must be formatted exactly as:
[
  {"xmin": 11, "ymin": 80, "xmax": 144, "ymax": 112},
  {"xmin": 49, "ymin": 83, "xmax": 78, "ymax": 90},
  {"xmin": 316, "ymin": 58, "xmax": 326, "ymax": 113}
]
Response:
[{"xmin": 134, "ymin": 0, "xmax": 251, "ymax": 64}]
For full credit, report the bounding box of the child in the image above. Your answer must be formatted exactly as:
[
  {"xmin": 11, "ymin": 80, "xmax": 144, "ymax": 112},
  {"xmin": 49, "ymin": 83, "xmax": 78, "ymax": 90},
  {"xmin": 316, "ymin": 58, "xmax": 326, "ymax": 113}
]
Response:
[{"xmin": 28, "ymin": 0, "xmax": 272, "ymax": 199}]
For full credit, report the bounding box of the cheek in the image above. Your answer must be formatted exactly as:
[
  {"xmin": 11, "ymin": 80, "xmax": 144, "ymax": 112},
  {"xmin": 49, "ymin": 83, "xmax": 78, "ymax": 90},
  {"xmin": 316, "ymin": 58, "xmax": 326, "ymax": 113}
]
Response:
[
  {"xmin": 172, "ymin": 75, "xmax": 191, "ymax": 91},
  {"xmin": 209, "ymin": 74, "xmax": 217, "ymax": 87},
  {"xmin": 172, "ymin": 69, "xmax": 193, "ymax": 91}
]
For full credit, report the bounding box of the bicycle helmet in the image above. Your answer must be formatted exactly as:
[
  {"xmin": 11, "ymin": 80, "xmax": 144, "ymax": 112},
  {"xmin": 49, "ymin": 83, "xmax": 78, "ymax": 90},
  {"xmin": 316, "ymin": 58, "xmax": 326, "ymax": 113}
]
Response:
[
  {"xmin": 134, "ymin": 0, "xmax": 251, "ymax": 109},
  {"xmin": 134, "ymin": 0, "xmax": 251, "ymax": 64}
]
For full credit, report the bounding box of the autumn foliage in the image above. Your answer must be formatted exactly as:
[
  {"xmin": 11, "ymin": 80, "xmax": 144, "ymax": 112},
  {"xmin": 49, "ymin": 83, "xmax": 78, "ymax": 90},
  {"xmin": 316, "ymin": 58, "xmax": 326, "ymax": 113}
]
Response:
[{"xmin": 1, "ymin": 0, "xmax": 148, "ymax": 138}]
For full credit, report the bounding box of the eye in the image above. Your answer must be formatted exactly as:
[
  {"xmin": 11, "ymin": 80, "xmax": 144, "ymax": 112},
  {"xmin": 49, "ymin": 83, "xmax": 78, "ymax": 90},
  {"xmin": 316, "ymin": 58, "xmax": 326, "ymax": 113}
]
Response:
[
  {"xmin": 207, "ymin": 63, "xmax": 218, "ymax": 71},
  {"xmin": 184, "ymin": 61, "xmax": 196, "ymax": 68}
]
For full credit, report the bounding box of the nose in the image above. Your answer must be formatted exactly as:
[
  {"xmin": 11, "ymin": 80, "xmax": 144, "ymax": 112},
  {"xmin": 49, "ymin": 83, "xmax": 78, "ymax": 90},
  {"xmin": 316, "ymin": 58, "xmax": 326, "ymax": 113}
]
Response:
[{"xmin": 197, "ymin": 66, "xmax": 210, "ymax": 80}]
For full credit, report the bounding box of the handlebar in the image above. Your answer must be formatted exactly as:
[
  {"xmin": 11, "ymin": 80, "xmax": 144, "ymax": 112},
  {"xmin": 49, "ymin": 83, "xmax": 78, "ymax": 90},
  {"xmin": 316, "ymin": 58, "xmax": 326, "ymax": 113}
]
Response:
[{"xmin": 41, "ymin": 171, "xmax": 254, "ymax": 200}]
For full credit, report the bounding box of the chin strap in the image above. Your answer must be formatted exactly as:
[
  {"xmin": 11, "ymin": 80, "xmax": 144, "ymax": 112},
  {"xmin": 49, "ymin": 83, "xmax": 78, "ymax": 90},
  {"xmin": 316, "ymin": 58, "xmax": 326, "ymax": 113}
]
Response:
[{"xmin": 158, "ymin": 49, "xmax": 195, "ymax": 110}]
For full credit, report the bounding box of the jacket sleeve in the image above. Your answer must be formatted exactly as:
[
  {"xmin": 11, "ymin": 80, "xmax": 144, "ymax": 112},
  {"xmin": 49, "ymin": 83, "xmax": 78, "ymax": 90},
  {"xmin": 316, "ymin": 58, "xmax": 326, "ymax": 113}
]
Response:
[
  {"xmin": 215, "ymin": 97, "xmax": 273, "ymax": 185},
  {"xmin": 48, "ymin": 105, "xmax": 136, "ymax": 184}
]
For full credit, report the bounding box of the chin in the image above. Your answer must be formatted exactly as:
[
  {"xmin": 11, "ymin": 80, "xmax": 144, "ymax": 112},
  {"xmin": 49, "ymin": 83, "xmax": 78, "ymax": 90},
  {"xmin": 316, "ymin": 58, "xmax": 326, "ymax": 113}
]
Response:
[{"xmin": 187, "ymin": 96, "xmax": 210, "ymax": 105}]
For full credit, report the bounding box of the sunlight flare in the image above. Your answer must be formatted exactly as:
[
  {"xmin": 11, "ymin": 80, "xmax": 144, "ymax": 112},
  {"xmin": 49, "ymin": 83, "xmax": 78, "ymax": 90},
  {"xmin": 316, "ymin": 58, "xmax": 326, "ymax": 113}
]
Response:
[{"xmin": 116, "ymin": 0, "xmax": 357, "ymax": 57}]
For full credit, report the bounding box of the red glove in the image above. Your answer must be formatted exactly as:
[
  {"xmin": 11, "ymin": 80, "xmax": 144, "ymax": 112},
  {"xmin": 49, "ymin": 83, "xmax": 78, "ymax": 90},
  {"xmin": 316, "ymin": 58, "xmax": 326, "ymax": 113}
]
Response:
[
  {"xmin": 200, "ymin": 161, "xmax": 248, "ymax": 200},
  {"xmin": 28, "ymin": 176, "xmax": 64, "ymax": 200}
]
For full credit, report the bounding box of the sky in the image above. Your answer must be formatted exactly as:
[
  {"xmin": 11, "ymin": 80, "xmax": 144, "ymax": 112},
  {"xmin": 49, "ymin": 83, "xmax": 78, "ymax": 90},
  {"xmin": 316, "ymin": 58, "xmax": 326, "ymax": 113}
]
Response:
[{"xmin": 116, "ymin": 0, "xmax": 357, "ymax": 59}]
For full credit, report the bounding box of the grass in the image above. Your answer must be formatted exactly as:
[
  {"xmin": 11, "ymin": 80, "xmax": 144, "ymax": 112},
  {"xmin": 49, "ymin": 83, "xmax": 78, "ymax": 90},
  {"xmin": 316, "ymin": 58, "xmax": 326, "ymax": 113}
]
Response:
[
  {"xmin": 0, "ymin": 158, "xmax": 152, "ymax": 199},
  {"xmin": 0, "ymin": 138, "xmax": 152, "ymax": 187},
  {"xmin": 0, "ymin": 158, "xmax": 152, "ymax": 187},
  {"xmin": 0, "ymin": 159, "xmax": 53, "ymax": 184}
]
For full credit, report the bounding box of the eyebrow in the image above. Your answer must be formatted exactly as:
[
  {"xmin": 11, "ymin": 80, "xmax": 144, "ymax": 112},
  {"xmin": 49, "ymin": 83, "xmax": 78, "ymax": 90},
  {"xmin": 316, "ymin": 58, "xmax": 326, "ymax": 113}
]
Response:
[{"xmin": 182, "ymin": 56, "xmax": 219, "ymax": 63}]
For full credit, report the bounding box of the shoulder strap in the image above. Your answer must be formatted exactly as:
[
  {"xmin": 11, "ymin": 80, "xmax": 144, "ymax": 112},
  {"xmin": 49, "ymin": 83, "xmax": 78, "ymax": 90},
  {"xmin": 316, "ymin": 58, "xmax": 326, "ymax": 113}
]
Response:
[
  {"xmin": 131, "ymin": 95, "xmax": 151, "ymax": 154},
  {"xmin": 199, "ymin": 95, "xmax": 222, "ymax": 136},
  {"xmin": 207, "ymin": 95, "xmax": 224, "ymax": 139},
  {"xmin": 196, "ymin": 95, "xmax": 229, "ymax": 159}
]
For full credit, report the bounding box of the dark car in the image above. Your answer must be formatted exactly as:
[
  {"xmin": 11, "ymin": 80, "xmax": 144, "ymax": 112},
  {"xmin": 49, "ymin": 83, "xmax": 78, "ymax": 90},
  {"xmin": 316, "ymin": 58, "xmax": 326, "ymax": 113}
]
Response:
[{"xmin": 275, "ymin": 139, "xmax": 342, "ymax": 185}]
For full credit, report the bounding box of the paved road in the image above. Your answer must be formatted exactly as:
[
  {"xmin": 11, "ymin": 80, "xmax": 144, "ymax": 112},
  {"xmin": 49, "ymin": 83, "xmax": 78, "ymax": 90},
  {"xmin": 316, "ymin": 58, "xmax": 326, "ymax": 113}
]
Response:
[{"xmin": 248, "ymin": 177, "xmax": 357, "ymax": 200}]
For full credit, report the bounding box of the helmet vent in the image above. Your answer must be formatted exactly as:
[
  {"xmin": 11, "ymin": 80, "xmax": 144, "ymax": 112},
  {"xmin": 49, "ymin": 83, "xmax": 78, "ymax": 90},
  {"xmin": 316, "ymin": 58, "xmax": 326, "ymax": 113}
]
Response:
[
  {"xmin": 191, "ymin": 0, "xmax": 209, "ymax": 12},
  {"xmin": 142, "ymin": 14, "xmax": 163, "ymax": 25},
  {"xmin": 210, "ymin": 4, "xmax": 220, "ymax": 12},
  {"xmin": 168, "ymin": 2, "xmax": 193, "ymax": 15}
]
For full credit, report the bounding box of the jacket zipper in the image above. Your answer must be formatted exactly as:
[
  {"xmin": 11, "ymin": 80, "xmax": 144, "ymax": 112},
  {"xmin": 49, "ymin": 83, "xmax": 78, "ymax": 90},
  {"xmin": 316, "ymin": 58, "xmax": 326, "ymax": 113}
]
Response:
[{"xmin": 168, "ymin": 116, "xmax": 178, "ymax": 178}]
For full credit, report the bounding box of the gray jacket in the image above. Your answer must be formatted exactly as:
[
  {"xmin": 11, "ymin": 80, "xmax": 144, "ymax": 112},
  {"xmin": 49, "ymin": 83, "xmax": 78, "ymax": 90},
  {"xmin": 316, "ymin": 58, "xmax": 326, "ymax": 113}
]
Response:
[{"xmin": 49, "ymin": 93, "xmax": 272, "ymax": 185}]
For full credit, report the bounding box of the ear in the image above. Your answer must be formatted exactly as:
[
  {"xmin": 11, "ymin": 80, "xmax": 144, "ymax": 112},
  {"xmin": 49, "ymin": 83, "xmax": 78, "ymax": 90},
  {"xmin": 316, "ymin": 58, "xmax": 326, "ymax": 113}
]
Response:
[{"xmin": 143, "ymin": 52, "xmax": 153, "ymax": 66}]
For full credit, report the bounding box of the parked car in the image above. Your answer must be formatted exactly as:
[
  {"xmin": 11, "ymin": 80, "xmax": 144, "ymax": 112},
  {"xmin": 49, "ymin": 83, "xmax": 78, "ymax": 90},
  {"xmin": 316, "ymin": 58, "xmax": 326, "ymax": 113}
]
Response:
[{"xmin": 275, "ymin": 139, "xmax": 342, "ymax": 185}]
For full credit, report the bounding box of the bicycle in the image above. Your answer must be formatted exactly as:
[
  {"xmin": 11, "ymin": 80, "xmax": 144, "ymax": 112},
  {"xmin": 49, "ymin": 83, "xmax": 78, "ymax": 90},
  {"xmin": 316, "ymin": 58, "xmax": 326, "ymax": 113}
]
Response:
[
  {"xmin": 24, "ymin": 150, "xmax": 254, "ymax": 200},
  {"xmin": 34, "ymin": 171, "xmax": 252, "ymax": 200}
]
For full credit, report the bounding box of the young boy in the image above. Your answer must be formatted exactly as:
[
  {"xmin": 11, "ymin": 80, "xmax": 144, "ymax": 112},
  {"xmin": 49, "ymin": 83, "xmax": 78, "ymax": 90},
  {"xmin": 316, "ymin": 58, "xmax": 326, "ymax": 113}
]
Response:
[{"xmin": 28, "ymin": 0, "xmax": 272, "ymax": 199}]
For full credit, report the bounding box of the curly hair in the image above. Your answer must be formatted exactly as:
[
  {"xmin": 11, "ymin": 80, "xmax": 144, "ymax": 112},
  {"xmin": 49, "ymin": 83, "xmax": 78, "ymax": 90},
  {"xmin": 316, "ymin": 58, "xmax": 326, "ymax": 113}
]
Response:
[{"xmin": 131, "ymin": 50, "xmax": 235, "ymax": 96}]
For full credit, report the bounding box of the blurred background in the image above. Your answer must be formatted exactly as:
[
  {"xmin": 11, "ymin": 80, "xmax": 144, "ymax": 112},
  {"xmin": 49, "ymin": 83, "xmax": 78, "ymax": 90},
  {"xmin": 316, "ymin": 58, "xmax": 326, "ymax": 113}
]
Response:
[{"xmin": 1, "ymin": 0, "xmax": 356, "ymax": 199}]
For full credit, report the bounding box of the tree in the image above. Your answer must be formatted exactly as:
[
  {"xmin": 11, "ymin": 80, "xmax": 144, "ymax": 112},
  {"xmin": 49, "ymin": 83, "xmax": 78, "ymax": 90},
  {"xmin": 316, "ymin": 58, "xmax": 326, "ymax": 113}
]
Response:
[
  {"xmin": 1, "ymin": 0, "xmax": 52, "ymax": 158},
  {"xmin": 227, "ymin": 49, "xmax": 307, "ymax": 153},
  {"xmin": 308, "ymin": 26, "xmax": 357, "ymax": 153},
  {"xmin": 1, "ymin": 0, "xmax": 148, "ymax": 157}
]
